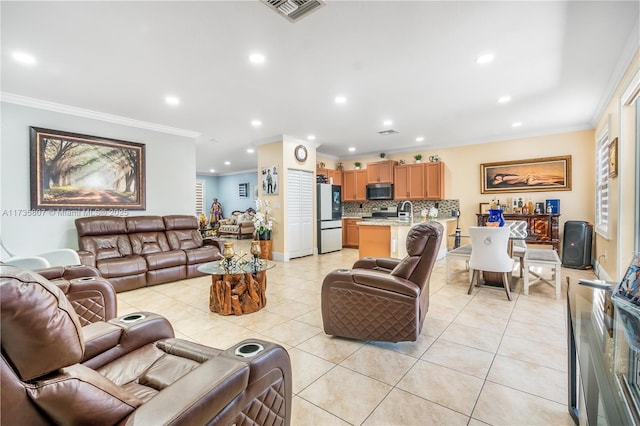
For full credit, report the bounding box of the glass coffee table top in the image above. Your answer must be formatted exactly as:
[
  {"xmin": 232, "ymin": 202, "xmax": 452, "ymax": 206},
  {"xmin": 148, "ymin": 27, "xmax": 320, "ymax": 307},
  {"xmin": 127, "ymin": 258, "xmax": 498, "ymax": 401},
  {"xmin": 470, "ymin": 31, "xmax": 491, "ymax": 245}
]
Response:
[{"xmin": 198, "ymin": 259, "xmax": 275, "ymax": 275}]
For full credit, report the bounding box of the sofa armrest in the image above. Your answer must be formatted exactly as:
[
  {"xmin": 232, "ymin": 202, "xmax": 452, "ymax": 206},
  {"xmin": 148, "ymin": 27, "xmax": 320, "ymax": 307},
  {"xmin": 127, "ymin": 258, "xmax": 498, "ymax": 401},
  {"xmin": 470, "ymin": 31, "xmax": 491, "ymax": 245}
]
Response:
[
  {"xmin": 353, "ymin": 257, "xmax": 400, "ymax": 272},
  {"xmin": 120, "ymin": 357, "xmax": 249, "ymax": 426},
  {"xmin": 83, "ymin": 313, "xmax": 175, "ymax": 369},
  {"xmin": 77, "ymin": 250, "xmax": 96, "ymax": 267},
  {"xmin": 324, "ymin": 269, "xmax": 420, "ymax": 298},
  {"xmin": 56, "ymin": 276, "xmax": 118, "ymax": 325},
  {"xmin": 82, "ymin": 322, "xmax": 123, "ymax": 362},
  {"xmin": 203, "ymin": 238, "xmax": 225, "ymax": 252}
]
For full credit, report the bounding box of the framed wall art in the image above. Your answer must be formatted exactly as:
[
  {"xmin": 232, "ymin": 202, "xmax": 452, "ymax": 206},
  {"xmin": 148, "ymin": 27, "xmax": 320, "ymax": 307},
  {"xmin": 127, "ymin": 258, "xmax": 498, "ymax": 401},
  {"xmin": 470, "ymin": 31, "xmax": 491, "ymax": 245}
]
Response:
[
  {"xmin": 480, "ymin": 155, "xmax": 571, "ymax": 194},
  {"xmin": 609, "ymin": 137, "xmax": 618, "ymax": 178},
  {"xmin": 30, "ymin": 127, "xmax": 146, "ymax": 209},
  {"xmin": 261, "ymin": 165, "xmax": 279, "ymax": 195}
]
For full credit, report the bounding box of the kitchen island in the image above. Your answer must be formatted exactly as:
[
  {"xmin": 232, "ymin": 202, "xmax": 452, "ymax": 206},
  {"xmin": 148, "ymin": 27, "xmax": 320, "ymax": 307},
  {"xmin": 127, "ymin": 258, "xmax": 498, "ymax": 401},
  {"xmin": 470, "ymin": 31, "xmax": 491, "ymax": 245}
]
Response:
[{"xmin": 357, "ymin": 218, "xmax": 453, "ymax": 259}]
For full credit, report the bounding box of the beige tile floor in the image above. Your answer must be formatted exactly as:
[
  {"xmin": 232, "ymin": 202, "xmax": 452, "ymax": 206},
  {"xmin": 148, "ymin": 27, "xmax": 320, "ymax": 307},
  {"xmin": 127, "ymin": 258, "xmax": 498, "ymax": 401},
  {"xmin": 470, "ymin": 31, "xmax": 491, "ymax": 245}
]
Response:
[{"xmin": 117, "ymin": 238, "xmax": 598, "ymax": 425}]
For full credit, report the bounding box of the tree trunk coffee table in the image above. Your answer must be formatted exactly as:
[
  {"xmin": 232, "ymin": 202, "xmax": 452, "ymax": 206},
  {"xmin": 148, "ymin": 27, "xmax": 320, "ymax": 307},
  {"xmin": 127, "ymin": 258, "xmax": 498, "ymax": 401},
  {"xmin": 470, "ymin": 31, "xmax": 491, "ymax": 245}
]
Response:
[{"xmin": 198, "ymin": 260, "xmax": 275, "ymax": 315}]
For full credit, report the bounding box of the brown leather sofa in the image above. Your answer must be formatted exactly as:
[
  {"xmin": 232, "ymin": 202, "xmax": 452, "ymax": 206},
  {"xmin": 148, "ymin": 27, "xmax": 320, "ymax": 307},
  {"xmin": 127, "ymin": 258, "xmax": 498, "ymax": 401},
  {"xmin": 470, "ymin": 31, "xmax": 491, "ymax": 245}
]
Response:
[
  {"xmin": 1, "ymin": 265, "xmax": 292, "ymax": 425},
  {"xmin": 37, "ymin": 264, "xmax": 117, "ymax": 325},
  {"xmin": 76, "ymin": 215, "xmax": 225, "ymax": 292},
  {"xmin": 321, "ymin": 221, "xmax": 443, "ymax": 342}
]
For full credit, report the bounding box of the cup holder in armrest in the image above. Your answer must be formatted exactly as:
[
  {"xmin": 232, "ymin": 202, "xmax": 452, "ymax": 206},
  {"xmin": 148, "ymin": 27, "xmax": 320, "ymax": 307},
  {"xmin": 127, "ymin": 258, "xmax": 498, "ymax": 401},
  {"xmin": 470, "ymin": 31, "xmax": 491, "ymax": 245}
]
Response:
[
  {"xmin": 120, "ymin": 313, "xmax": 146, "ymax": 324},
  {"xmin": 77, "ymin": 277, "xmax": 97, "ymax": 281},
  {"xmin": 234, "ymin": 342, "xmax": 264, "ymax": 358}
]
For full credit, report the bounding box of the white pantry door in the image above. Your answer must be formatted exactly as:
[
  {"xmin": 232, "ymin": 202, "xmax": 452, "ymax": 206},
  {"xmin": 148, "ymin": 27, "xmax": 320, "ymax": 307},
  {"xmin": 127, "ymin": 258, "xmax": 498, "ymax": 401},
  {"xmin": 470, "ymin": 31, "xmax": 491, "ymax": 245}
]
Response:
[{"xmin": 287, "ymin": 169, "xmax": 314, "ymax": 259}]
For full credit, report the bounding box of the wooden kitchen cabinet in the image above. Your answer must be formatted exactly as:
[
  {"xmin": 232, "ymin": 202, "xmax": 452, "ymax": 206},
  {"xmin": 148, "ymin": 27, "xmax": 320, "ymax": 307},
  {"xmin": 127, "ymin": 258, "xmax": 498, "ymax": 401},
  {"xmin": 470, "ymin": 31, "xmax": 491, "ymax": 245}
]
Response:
[
  {"xmin": 394, "ymin": 163, "xmax": 425, "ymax": 200},
  {"xmin": 342, "ymin": 218, "xmax": 360, "ymax": 248},
  {"xmin": 342, "ymin": 169, "xmax": 367, "ymax": 201},
  {"xmin": 424, "ymin": 162, "xmax": 445, "ymax": 200},
  {"xmin": 366, "ymin": 160, "xmax": 397, "ymax": 184},
  {"xmin": 316, "ymin": 168, "xmax": 342, "ymax": 186}
]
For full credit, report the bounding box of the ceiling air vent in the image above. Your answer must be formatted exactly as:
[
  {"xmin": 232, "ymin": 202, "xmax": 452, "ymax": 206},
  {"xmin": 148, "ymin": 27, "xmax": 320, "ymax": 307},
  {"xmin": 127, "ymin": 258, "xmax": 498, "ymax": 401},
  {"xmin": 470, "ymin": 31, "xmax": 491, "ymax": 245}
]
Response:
[
  {"xmin": 263, "ymin": 0, "xmax": 325, "ymax": 22},
  {"xmin": 378, "ymin": 129, "xmax": 399, "ymax": 135}
]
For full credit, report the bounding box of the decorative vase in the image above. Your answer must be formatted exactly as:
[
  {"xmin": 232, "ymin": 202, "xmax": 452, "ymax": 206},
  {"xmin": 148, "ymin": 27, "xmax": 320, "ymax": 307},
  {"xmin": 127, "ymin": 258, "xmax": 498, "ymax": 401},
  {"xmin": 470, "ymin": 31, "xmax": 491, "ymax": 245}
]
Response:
[
  {"xmin": 257, "ymin": 230, "xmax": 271, "ymax": 240},
  {"xmin": 250, "ymin": 240, "xmax": 261, "ymax": 260},
  {"xmin": 487, "ymin": 209, "xmax": 505, "ymax": 227}
]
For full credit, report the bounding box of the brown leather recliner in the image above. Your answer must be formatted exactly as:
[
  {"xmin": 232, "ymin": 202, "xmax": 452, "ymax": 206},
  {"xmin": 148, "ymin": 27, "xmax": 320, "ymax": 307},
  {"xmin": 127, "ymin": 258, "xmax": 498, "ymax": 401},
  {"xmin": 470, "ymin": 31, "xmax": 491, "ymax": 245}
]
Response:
[
  {"xmin": 37, "ymin": 264, "xmax": 117, "ymax": 325},
  {"xmin": 1, "ymin": 266, "xmax": 292, "ymax": 425},
  {"xmin": 321, "ymin": 221, "xmax": 443, "ymax": 342}
]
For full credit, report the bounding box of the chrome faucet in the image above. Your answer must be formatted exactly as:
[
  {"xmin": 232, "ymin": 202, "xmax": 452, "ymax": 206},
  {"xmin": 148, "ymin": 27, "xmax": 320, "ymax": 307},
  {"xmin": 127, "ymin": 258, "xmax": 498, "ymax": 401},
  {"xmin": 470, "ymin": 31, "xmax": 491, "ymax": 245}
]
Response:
[{"xmin": 399, "ymin": 201, "xmax": 413, "ymax": 222}]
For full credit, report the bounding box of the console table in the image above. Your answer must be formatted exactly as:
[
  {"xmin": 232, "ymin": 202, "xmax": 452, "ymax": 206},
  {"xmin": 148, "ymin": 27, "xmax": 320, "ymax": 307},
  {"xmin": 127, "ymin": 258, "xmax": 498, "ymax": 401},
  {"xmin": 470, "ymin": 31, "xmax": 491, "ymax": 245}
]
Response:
[{"xmin": 476, "ymin": 213, "xmax": 560, "ymax": 251}]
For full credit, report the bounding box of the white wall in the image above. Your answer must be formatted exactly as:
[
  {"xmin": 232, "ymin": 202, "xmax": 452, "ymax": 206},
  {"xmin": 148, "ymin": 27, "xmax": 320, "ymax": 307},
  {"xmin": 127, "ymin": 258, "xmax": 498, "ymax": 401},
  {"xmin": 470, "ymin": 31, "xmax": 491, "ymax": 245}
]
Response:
[{"xmin": 1, "ymin": 102, "xmax": 196, "ymax": 256}]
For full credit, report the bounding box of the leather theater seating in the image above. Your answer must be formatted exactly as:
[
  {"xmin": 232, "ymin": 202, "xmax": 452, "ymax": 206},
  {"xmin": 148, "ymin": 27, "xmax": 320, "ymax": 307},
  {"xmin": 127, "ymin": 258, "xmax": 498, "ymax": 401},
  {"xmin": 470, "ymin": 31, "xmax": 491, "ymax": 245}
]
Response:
[
  {"xmin": 37, "ymin": 264, "xmax": 117, "ymax": 326},
  {"xmin": 76, "ymin": 215, "xmax": 225, "ymax": 292},
  {"xmin": 0, "ymin": 265, "xmax": 292, "ymax": 425},
  {"xmin": 321, "ymin": 221, "xmax": 443, "ymax": 342}
]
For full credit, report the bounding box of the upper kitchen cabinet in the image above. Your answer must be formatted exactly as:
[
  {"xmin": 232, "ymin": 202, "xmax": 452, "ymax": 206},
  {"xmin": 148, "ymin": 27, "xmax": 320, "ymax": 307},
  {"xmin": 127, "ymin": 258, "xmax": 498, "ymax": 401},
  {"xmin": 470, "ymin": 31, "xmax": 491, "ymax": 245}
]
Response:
[
  {"xmin": 316, "ymin": 168, "xmax": 342, "ymax": 186},
  {"xmin": 366, "ymin": 160, "xmax": 397, "ymax": 184},
  {"xmin": 424, "ymin": 162, "xmax": 445, "ymax": 200},
  {"xmin": 342, "ymin": 169, "xmax": 367, "ymax": 201},
  {"xmin": 394, "ymin": 163, "xmax": 424, "ymax": 200}
]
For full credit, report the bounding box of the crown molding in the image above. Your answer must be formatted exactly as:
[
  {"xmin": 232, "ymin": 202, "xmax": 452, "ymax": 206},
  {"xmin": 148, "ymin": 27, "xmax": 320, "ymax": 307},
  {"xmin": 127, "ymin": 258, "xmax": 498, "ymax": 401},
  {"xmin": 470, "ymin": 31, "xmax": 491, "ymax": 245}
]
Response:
[{"xmin": 0, "ymin": 92, "xmax": 201, "ymax": 139}]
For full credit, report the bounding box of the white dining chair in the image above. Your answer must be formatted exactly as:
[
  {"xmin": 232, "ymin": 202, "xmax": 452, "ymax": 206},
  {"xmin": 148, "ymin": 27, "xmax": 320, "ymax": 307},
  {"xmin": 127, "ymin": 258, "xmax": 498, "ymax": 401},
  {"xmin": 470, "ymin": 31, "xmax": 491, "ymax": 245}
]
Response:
[
  {"xmin": 505, "ymin": 220, "xmax": 529, "ymax": 277},
  {"xmin": 468, "ymin": 226, "xmax": 514, "ymax": 300}
]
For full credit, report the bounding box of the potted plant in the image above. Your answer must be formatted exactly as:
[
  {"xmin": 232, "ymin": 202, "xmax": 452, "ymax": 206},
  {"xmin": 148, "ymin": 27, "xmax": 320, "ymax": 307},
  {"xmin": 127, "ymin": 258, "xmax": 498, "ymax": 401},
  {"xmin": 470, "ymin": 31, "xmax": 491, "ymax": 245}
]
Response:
[
  {"xmin": 354, "ymin": 162, "xmax": 362, "ymax": 170},
  {"xmin": 414, "ymin": 154, "xmax": 422, "ymax": 163}
]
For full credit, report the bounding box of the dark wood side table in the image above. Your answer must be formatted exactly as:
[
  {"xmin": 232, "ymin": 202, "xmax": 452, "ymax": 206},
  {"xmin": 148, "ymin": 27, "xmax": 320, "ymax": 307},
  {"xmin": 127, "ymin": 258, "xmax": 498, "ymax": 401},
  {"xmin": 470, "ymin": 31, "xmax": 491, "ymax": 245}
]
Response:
[{"xmin": 477, "ymin": 213, "xmax": 560, "ymax": 252}]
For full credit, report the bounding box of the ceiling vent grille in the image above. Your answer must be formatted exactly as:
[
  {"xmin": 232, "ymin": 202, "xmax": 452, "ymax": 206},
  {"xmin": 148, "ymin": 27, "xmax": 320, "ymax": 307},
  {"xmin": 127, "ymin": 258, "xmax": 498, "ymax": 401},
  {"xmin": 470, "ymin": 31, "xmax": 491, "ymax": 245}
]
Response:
[
  {"xmin": 378, "ymin": 129, "xmax": 399, "ymax": 135},
  {"xmin": 263, "ymin": 0, "xmax": 325, "ymax": 22}
]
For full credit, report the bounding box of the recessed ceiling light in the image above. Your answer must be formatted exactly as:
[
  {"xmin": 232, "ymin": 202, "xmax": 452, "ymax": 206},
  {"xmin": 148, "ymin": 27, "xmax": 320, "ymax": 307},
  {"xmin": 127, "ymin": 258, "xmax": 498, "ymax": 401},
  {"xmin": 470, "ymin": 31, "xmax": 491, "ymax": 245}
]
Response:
[
  {"xmin": 334, "ymin": 95, "xmax": 347, "ymax": 104},
  {"xmin": 348, "ymin": 147, "xmax": 356, "ymax": 152},
  {"xmin": 498, "ymin": 96, "xmax": 511, "ymax": 103},
  {"xmin": 12, "ymin": 51, "xmax": 36, "ymax": 65},
  {"xmin": 251, "ymin": 120, "xmax": 262, "ymax": 127},
  {"xmin": 165, "ymin": 96, "xmax": 180, "ymax": 105},
  {"xmin": 307, "ymin": 135, "xmax": 316, "ymax": 141},
  {"xmin": 209, "ymin": 169, "xmax": 216, "ymax": 173},
  {"xmin": 416, "ymin": 136, "xmax": 424, "ymax": 142},
  {"xmin": 249, "ymin": 53, "xmax": 265, "ymax": 64},
  {"xmin": 512, "ymin": 122, "xmax": 523, "ymax": 127},
  {"xmin": 224, "ymin": 161, "xmax": 231, "ymax": 165},
  {"xmin": 247, "ymin": 148, "xmax": 255, "ymax": 154},
  {"xmin": 475, "ymin": 53, "xmax": 495, "ymax": 64},
  {"xmin": 383, "ymin": 120, "xmax": 393, "ymax": 126}
]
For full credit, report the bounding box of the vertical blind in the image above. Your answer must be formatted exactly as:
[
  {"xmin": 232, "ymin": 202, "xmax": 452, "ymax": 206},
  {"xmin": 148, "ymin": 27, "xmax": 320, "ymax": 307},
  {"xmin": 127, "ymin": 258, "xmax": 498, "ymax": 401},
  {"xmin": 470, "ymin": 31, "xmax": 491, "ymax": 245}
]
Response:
[
  {"xmin": 195, "ymin": 181, "xmax": 204, "ymax": 215},
  {"xmin": 595, "ymin": 130, "xmax": 609, "ymax": 236}
]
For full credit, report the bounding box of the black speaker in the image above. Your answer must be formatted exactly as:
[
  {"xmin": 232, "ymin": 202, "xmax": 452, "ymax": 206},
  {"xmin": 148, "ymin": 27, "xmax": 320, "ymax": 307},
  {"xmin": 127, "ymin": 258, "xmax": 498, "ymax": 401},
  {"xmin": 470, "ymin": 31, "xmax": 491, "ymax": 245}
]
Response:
[{"xmin": 562, "ymin": 221, "xmax": 593, "ymax": 269}]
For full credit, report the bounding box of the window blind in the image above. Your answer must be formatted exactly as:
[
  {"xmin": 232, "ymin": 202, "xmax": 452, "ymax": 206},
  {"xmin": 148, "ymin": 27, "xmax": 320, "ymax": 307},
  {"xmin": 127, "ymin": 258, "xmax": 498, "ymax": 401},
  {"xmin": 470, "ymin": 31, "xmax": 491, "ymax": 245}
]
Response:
[{"xmin": 595, "ymin": 131, "xmax": 609, "ymax": 236}]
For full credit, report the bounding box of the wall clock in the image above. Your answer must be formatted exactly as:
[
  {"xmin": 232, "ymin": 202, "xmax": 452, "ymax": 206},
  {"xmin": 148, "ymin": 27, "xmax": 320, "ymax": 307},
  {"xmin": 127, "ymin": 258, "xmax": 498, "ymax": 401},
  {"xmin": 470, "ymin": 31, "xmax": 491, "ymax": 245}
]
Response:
[{"xmin": 295, "ymin": 145, "xmax": 308, "ymax": 162}]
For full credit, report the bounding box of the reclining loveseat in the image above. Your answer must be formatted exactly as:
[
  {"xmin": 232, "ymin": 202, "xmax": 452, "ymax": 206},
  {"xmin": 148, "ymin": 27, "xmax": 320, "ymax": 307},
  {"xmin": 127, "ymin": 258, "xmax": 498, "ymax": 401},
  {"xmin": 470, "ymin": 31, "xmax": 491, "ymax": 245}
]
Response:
[
  {"xmin": 1, "ymin": 265, "xmax": 292, "ymax": 425},
  {"xmin": 76, "ymin": 215, "xmax": 225, "ymax": 292}
]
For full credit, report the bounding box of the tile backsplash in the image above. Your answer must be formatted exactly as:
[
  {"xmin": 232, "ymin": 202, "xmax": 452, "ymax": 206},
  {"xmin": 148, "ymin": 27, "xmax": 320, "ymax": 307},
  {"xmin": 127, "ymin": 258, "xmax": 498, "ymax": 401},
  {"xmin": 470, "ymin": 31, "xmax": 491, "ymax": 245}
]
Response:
[{"xmin": 343, "ymin": 199, "xmax": 460, "ymax": 219}]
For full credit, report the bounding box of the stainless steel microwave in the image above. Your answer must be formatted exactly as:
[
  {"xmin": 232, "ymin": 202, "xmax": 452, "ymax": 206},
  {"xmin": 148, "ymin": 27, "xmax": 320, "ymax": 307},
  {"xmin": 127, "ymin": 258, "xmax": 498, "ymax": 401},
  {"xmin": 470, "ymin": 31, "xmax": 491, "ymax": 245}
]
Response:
[{"xmin": 366, "ymin": 183, "xmax": 394, "ymax": 200}]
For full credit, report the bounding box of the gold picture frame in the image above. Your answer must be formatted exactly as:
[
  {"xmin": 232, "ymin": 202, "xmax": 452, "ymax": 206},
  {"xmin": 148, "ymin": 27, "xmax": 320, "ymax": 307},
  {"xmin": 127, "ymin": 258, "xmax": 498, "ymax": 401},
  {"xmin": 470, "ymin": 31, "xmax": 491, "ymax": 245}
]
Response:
[
  {"xmin": 479, "ymin": 202, "xmax": 491, "ymax": 214},
  {"xmin": 30, "ymin": 127, "xmax": 146, "ymax": 210},
  {"xmin": 480, "ymin": 155, "xmax": 572, "ymax": 194},
  {"xmin": 609, "ymin": 137, "xmax": 618, "ymax": 178}
]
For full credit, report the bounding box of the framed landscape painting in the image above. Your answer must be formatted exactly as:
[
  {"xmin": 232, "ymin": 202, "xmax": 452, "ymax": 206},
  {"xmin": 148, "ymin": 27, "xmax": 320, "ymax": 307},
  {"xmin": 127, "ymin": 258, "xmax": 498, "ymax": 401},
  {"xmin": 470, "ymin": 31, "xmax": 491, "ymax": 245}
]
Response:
[
  {"xmin": 30, "ymin": 127, "xmax": 146, "ymax": 209},
  {"xmin": 480, "ymin": 155, "xmax": 571, "ymax": 194}
]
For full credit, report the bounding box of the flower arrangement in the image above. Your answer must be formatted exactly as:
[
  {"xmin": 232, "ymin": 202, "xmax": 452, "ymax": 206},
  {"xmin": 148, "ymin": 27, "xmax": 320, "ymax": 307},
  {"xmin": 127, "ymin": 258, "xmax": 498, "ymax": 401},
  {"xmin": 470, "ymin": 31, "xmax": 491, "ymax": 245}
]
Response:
[{"xmin": 254, "ymin": 198, "xmax": 274, "ymax": 239}]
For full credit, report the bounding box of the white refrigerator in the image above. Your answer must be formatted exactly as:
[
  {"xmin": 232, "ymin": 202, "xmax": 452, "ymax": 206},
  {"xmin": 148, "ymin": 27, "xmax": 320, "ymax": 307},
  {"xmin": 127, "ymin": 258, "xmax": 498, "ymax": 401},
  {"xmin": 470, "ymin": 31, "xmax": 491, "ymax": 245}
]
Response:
[{"xmin": 317, "ymin": 183, "xmax": 342, "ymax": 254}]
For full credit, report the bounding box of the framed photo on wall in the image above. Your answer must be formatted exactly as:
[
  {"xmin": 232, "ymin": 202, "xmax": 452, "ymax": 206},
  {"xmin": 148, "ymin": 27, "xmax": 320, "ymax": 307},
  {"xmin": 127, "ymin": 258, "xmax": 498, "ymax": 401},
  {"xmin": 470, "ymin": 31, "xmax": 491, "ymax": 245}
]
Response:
[
  {"xmin": 261, "ymin": 165, "xmax": 278, "ymax": 195},
  {"xmin": 30, "ymin": 127, "xmax": 146, "ymax": 209},
  {"xmin": 480, "ymin": 155, "xmax": 571, "ymax": 194}
]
